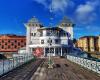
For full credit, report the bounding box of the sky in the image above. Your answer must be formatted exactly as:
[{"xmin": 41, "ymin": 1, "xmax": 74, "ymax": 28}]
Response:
[{"xmin": 0, "ymin": 0, "xmax": 100, "ymax": 39}]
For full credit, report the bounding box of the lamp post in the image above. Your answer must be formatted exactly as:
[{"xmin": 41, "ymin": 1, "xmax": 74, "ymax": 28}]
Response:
[{"xmin": 48, "ymin": 38, "xmax": 53, "ymax": 68}]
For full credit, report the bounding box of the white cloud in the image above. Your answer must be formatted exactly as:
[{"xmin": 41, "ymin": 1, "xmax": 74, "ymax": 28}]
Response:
[
  {"xmin": 75, "ymin": 0, "xmax": 100, "ymax": 24},
  {"xmin": 33, "ymin": 0, "xmax": 74, "ymax": 13},
  {"xmin": 33, "ymin": 0, "xmax": 49, "ymax": 8},
  {"xmin": 51, "ymin": 0, "xmax": 68, "ymax": 13}
]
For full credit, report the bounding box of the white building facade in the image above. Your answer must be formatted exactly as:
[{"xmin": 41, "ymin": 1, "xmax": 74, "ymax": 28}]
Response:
[{"xmin": 25, "ymin": 17, "xmax": 74, "ymax": 56}]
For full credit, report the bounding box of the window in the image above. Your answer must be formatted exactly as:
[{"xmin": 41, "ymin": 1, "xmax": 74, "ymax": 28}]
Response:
[
  {"xmin": 24, "ymin": 43, "xmax": 26, "ymax": 45},
  {"xmin": 21, "ymin": 45, "xmax": 23, "ymax": 47},
  {"xmin": 18, "ymin": 42, "xmax": 20, "ymax": 46},
  {"xmin": 5, "ymin": 43, "xmax": 7, "ymax": 45},
  {"xmin": 14, "ymin": 45, "xmax": 17, "ymax": 48},
  {"xmin": 55, "ymin": 39, "xmax": 59, "ymax": 44},
  {"xmin": 40, "ymin": 32, "xmax": 43, "ymax": 36},
  {"xmin": 46, "ymin": 30, "xmax": 54, "ymax": 36},
  {"xmin": 8, "ymin": 40, "xmax": 10, "ymax": 43},
  {"xmin": 36, "ymin": 24, "xmax": 38, "ymax": 26},
  {"xmin": 11, "ymin": 43, "xmax": 14, "ymax": 46},
  {"xmin": 41, "ymin": 40, "xmax": 44, "ymax": 44},
  {"xmin": 2, "ymin": 40, "xmax": 4, "ymax": 43},
  {"xmin": 2, "ymin": 45, "xmax": 4, "ymax": 49},
  {"xmin": 21, "ymin": 40, "xmax": 23, "ymax": 43},
  {"xmin": 34, "ymin": 33, "xmax": 36, "ymax": 36},
  {"xmin": 31, "ymin": 33, "xmax": 33, "ymax": 36},
  {"xmin": 32, "ymin": 24, "xmax": 34, "ymax": 26},
  {"xmin": 50, "ymin": 48, "xmax": 54, "ymax": 53},
  {"xmin": 8, "ymin": 46, "xmax": 11, "ymax": 49},
  {"xmin": 47, "ymin": 39, "xmax": 52, "ymax": 44},
  {"xmin": 63, "ymin": 32, "xmax": 66, "ymax": 36},
  {"xmin": 29, "ymin": 23, "xmax": 31, "ymax": 26},
  {"xmin": 15, "ymin": 40, "xmax": 17, "ymax": 43}
]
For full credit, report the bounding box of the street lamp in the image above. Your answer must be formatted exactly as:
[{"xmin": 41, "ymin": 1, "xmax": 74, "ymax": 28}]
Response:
[{"xmin": 48, "ymin": 38, "xmax": 53, "ymax": 68}]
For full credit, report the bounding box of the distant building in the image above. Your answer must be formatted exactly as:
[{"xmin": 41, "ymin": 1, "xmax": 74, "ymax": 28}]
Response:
[
  {"xmin": 18, "ymin": 47, "xmax": 26, "ymax": 54},
  {"xmin": 24, "ymin": 16, "xmax": 74, "ymax": 56},
  {"xmin": 97, "ymin": 36, "xmax": 100, "ymax": 52},
  {"xmin": 0, "ymin": 34, "xmax": 26, "ymax": 53},
  {"xmin": 76, "ymin": 36, "xmax": 100, "ymax": 53}
]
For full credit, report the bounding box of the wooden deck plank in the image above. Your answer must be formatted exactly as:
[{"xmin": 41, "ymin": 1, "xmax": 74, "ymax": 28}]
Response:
[
  {"xmin": 0, "ymin": 57, "xmax": 100, "ymax": 80},
  {"xmin": 31, "ymin": 57, "xmax": 100, "ymax": 80}
]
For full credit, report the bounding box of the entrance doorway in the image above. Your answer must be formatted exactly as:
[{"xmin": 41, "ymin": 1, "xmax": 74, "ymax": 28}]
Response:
[{"xmin": 45, "ymin": 48, "xmax": 54, "ymax": 56}]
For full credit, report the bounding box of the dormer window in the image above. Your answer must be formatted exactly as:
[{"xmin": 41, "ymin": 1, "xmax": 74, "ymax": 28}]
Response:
[
  {"xmin": 32, "ymin": 24, "xmax": 34, "ymax": 26},
  {"xmin": 61, "ymin": 24, "xmax": 64, "ymax": 26},
  {"xmin": 65, "ymin": 24, "xmax": 68, "ymax": 26},
  {"xmin": 34, "ymin": 33, "xmax": 36, "ymax": 36},
  {"xmin": 68, "ymin": 24, "xmax": 70, "ymax": 26},
  {"xmin": 36, "ymin": 24, "xmax": 38, "ymax": 26},
  {"xmin": 29, "ymin": 23, "xmax": 31, "ymax": 26},
  {"xmin": 31, "ymin": 33, "xmax": 33, "ymax": 36}
]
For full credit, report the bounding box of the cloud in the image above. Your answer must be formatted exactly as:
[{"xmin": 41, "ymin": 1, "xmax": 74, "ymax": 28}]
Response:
[
  {"xmin": 75, "ymin": 0, "xmax": 100, "ymax": 24},
  {"xmin": 33, "ymin": 0, "xmax": 49, "ymax": 8},
  {"xmin": 33, "ymin": 0, "xmax": 74, "ymax": 13},
  {"xmin": 51, "ymin": 0, "xmax": 74, "ymax": 13}
]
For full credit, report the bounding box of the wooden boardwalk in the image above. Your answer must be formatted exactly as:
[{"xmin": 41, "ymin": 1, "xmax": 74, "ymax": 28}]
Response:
[
  {"xmin": 31, "ymin": 57, "xmax": 100, "ymax": 80},
  {"xmin": 0, "ymin": 57, "xmax": 100, "ymax": 80},
  {"xmin": 0, "ymin": 59, "xmax": 44, "ymax": 80}
]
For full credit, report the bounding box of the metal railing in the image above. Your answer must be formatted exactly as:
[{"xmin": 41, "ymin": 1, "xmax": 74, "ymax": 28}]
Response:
[
  {"xmin": 67, "ymin": 55, "xmax": 100, "ymax": 74},
  {"xmin": 0, "ymin": 54, "xmax": 34, "ymax": 76}
]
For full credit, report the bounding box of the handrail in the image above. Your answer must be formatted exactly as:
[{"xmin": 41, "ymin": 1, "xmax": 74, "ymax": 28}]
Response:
[
  {"xmin": 67, "ymin": 55, "xmax": 100, "ymax": 74},
  {"xmin": 0, "ymin": 54, "xmax": 34, "ymax": 76}
]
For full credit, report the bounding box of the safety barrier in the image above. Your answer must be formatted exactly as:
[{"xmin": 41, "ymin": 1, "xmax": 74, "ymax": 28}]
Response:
[
  {"xmin": 0, "ymin": 54, "xmax": 34, "ymax": 76},
  {"xmin": 67, "ymin": 55, "xmax": 100, "ymax": 74}
]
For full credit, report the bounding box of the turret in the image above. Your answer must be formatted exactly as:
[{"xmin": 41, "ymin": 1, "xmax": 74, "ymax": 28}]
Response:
[
  {"xmin": 58, "ymin": 16, "xmax": 75, "ymax": 40},
  {"xmin": 24, "ymin": 16, "xmax": 43, "ymax": 53}
]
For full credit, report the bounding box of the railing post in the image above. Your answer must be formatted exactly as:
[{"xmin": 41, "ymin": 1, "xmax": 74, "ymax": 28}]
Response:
[
  {"xmin": 3, "ymin": 59, "xmax": 4, "ymax": 74},
  {"xmin": 9, "ymin": 59, "xmax": 10, "ymax": 71},
  {"xmin": 96, "ymin": 60, "xmax": 98, "ymax": 73}
]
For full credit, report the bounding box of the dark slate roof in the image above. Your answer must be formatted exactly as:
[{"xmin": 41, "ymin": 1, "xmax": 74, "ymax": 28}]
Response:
[
  {"xmin": 60, "ymin": 16, "xmax": 72, "ymax": 24},
  {"xmin": 28, "ymin": 16, "xmax": 40, "ymax": 23},
  {"xmin": 79, "ymin": 36, "xmax": 98, "ymax": 39}
]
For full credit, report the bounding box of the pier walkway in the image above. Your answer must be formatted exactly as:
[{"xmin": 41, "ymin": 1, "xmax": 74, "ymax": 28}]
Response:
[{"xmin": 0, "ymin": 57, "xmax": 100, "ymax": 80}]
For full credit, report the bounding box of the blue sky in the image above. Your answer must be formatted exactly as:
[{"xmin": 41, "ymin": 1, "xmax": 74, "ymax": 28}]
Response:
[{"xmin": 0, "ymin": 0, "xmax": 100, "ymax": 39}]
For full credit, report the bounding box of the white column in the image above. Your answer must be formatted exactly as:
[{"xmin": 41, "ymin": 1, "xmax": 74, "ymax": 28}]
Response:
[
  {"xmin": 31, "ymin": 48, "xmax": 33, "ymax": 54},
  {"xmin": 25, "ymin": 25, "xmax": 31, "ymax": 54},
  {"xmin": 54, "ymin": 48, "xmax": 55, "ymax": 56},
  {"xmin": 43, "ymin": 30, "xmax": 46, "ymax": 36},
  {"xmin": 44, "ymin": 47, "xmax": 45, "ymax": 57},
  {"xmin": 29, "ymin": 48, "xmax": 32, "ymax": 54},
  {"xmin": 61, "ymin": 48, "xmax": 62, "ymax": 56}
]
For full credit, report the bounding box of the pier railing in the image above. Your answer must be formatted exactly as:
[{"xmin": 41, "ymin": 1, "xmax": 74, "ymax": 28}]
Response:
[
  {"xmin": 67, "ymin": 55, "xmax": 100, "ymax": 74},
  {"xmin": 0, "ymin": 54, "xmax": 34, "ymax": 76}
]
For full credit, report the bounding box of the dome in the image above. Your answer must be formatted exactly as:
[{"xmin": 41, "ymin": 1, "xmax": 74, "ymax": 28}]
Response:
[
  {"xmin": 28, "ymin": 16, "xmax": 40, "ymax": 23},
  {"xmin": 60, "ymin": 16, "xmax": 72, "ymax": 24}
]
